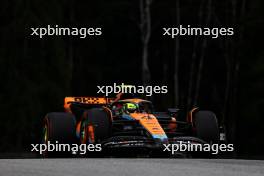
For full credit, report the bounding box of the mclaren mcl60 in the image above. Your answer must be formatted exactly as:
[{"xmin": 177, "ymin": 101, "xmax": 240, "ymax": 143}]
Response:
[{"xmin": 42, "ymin": 92, "xmax": 219, "ymax": 157}]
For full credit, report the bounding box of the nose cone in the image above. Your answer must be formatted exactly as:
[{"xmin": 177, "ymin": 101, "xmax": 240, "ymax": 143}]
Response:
[{"xmin": 130, "ymin": 113, "xmax": 168, "ymax": 141}]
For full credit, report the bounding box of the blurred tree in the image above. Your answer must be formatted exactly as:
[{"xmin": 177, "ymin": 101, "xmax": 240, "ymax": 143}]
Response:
[
  {"xmin": 139, "ymin": 0, "xmax": 152, "ymax": 85},
  {"xmin": 174, "ymin": 0, "xmax": 180, "ymax": 106}
]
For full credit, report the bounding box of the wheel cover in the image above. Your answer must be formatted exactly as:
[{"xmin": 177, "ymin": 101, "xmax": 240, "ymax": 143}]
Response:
[
  {"xmin": 81, "ymin": 123, "xmax": 95, "ymax": 144},
  {"xmin": 87, "ymin": 125, "xmax": 95, "ymax": 143}
]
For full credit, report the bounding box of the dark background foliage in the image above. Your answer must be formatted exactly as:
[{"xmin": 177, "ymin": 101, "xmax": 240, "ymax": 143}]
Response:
[{"xmin": 0, "ymin": 0, "xmax": 263, "ymax": 158}]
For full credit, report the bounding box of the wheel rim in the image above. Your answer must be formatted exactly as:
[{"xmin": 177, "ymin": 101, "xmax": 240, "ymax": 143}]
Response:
[
  {"xmin": 42, "ymin": 124, "xmax": 48, "ymax": 144},
  {"xmin": 41, "ymin": 123, "xmax": 49, "ymax": 157},
  {"xmin": 80, "ymin": 123, "xmax": 86, "ymax": 144}
]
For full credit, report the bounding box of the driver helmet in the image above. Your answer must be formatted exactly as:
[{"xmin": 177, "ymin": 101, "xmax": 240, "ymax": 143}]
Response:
[{"xmin": 123, "ymin": 103, "xmax": 137, "ymax": 114}]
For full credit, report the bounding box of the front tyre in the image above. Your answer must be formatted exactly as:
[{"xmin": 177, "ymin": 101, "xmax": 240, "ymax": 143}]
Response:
[
  {"xmin": 80, "ymin": 108, "xmax": 111, "ymax": 156},
  {"xmin": 80, "ymin": 108, "xmax": 111, "ymax": 144}
]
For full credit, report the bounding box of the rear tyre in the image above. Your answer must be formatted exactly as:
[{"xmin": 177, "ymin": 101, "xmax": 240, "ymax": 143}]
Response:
[
  {"xmin": 42, "ymin": 112, "xmax": 76, "ymax": 157},
  {"xmin": 194, "ymin": 111, "xmax": 219, "ymax": 143}
]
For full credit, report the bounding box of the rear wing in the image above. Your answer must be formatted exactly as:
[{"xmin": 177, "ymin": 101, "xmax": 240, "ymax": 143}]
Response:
[{"xmin": 64, "ymin": 97, "xmax": 114, "ymax": 111}]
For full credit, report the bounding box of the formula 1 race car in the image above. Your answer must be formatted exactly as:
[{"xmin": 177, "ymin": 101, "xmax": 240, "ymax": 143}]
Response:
[{"xmin": 42, "ymin": 92, "xmax": 219, "ymax": 157}]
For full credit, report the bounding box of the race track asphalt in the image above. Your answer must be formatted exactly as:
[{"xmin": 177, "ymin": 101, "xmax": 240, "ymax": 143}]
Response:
[{"xmin": 0, "ymin": 159, "xmax": 264, "ymax": 176}]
